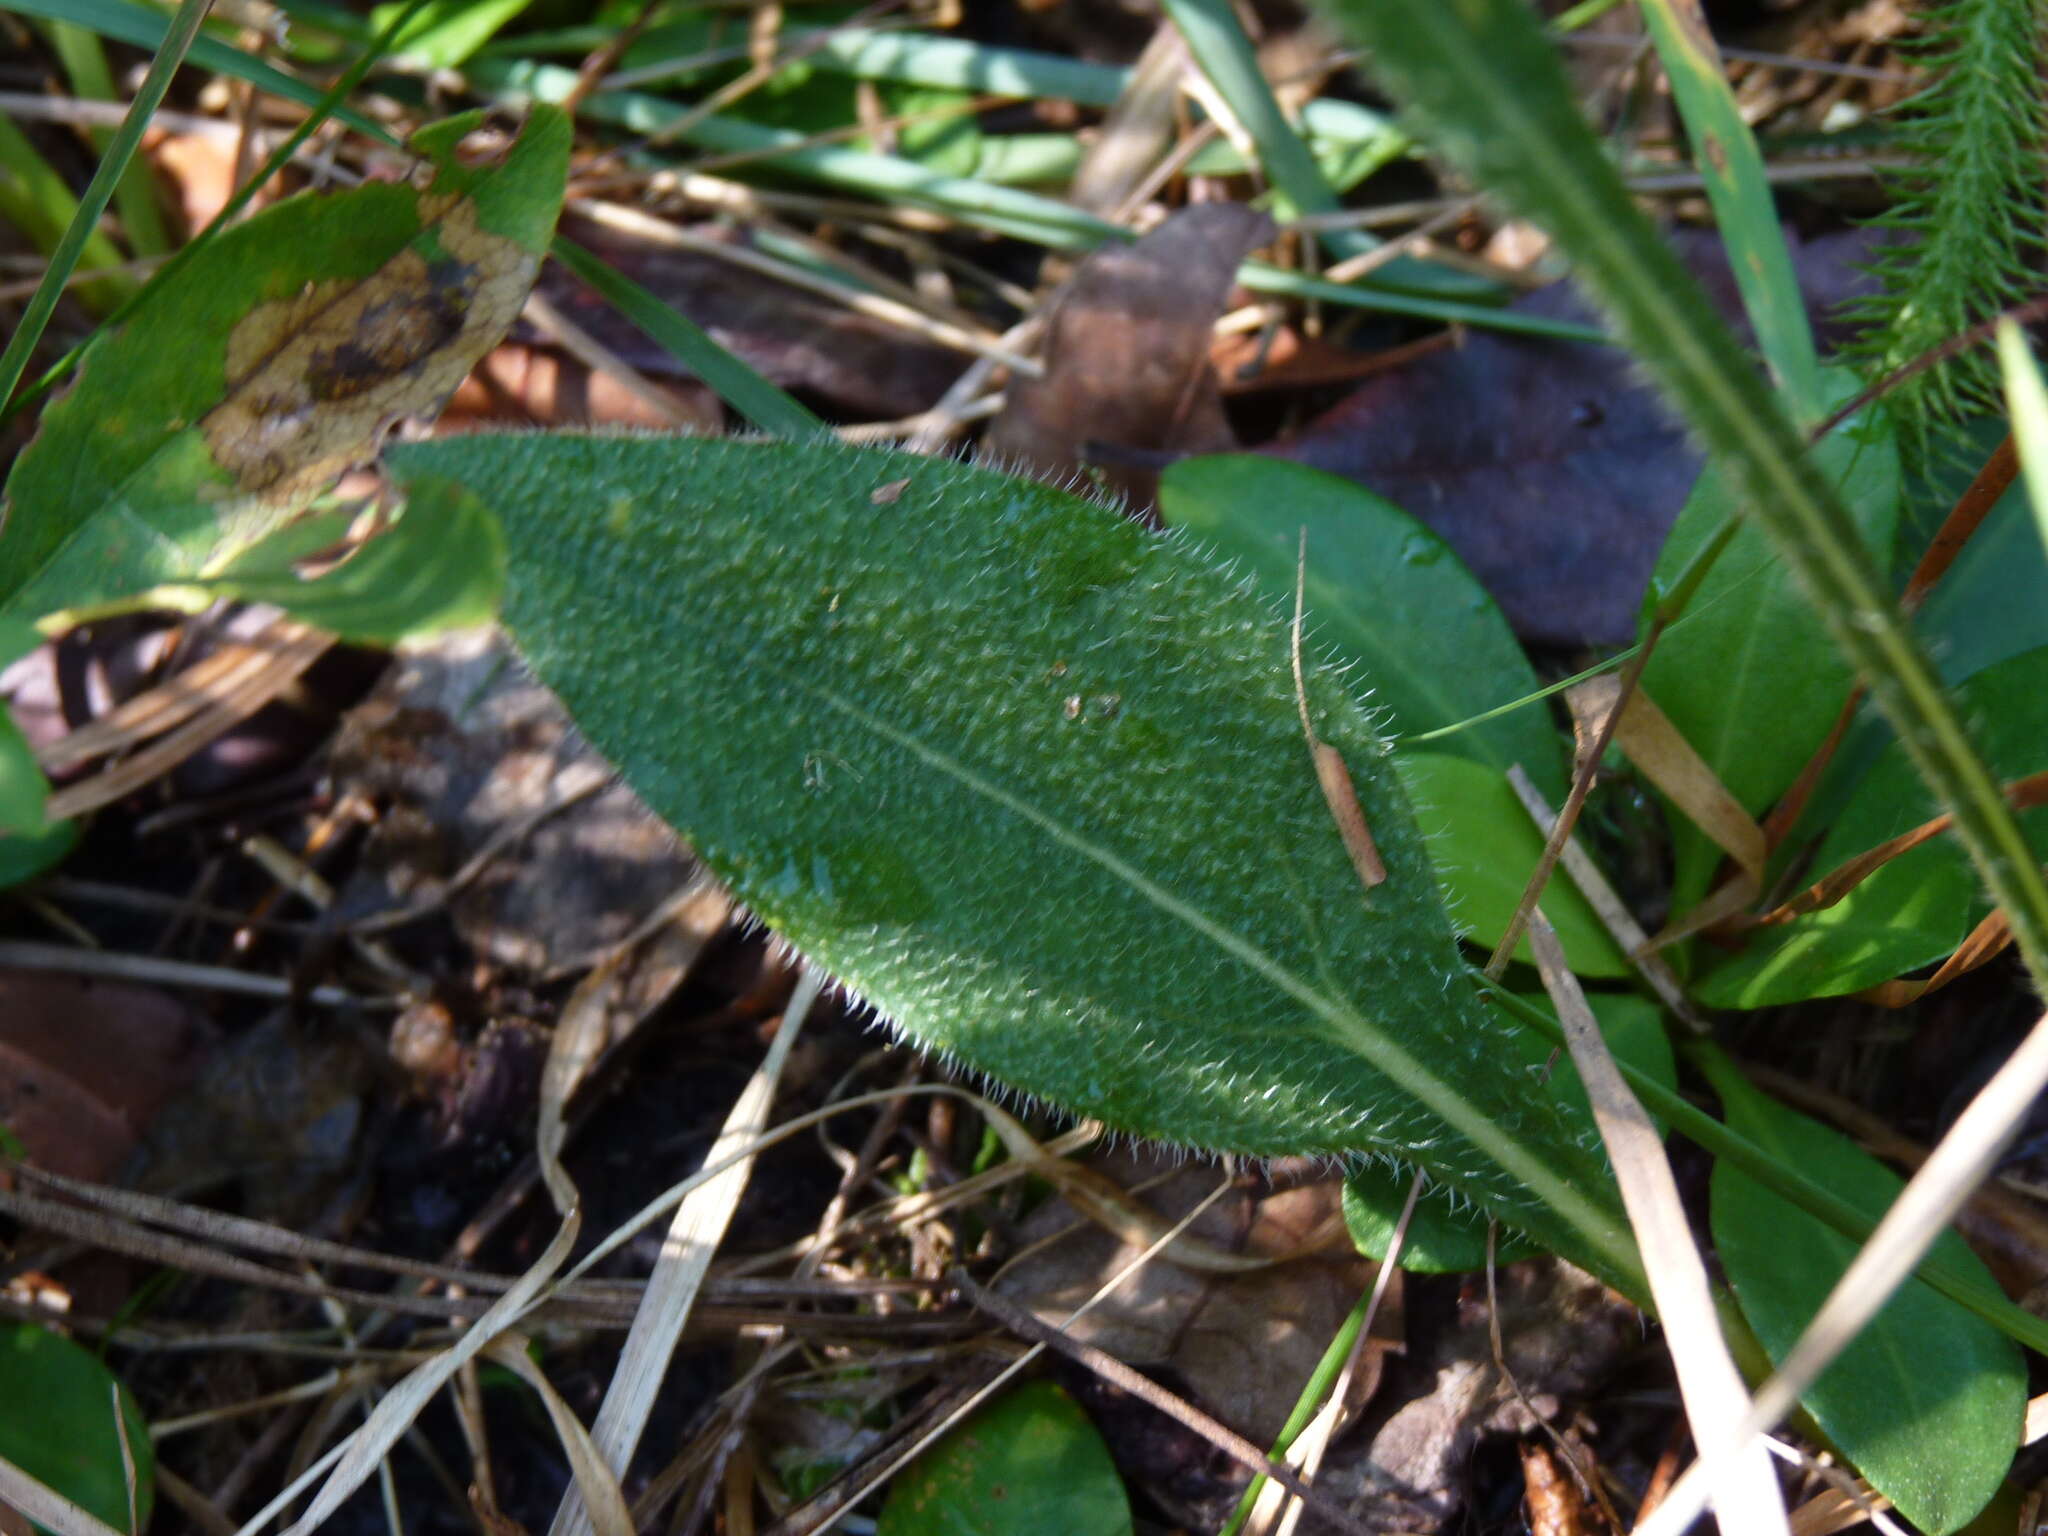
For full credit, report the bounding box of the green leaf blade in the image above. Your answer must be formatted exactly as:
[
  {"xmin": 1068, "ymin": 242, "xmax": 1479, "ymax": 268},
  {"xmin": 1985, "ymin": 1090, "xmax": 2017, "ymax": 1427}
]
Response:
[
  {"xmin": 393, "ymin": 432, "xmax": 1644, "ymax": 1290},
  {"xmin": 1706, "ymin": 1068, "xmax": 2023, "ymax": 1533},
  {"xmin": 0, "ymin": 1320, "xmax": 154, "ymax": 1530},
  {"xmin": 1641, "ymin": 387, "xmax": 1900, "ymax": 911}
]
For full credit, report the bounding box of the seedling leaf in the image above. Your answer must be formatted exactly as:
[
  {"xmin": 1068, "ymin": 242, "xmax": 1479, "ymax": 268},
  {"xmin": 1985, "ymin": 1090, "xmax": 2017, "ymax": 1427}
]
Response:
[{"xmin": 877, "ymin": 1380, "xmax": 1131, "ymax": 1536}]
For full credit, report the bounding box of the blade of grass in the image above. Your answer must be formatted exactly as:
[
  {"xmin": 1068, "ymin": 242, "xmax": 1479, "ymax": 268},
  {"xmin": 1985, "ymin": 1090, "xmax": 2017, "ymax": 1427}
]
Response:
[
  {"xmin": 548, "ymin": 234, "xmax": 822, "ymax": 442},
  {"xmin": 0, "ymin": 110, "xmax": 134, "ymax": 311},
  {"xmin": 1160, "ymin": 0, "xmax": 1378, "ymax": 260},
  {"xmin": 471, "ymin": 55, "xmax": 1497, "ymax": 305},
  {"xmin": 1636, "ymin": 0, "xmax": 1823, "ymax": 419},
  {"xmin": 40, "ymin": 19, "xmax": 173, "ymax": 257},
  {"xmin": 1239, "ymin": 261, "xmax": 1607, "ymax": 343},
  {"xmin": 1527, "ymin": 915, "xmax": 1787, "ymax": 1534},
  {"xmin": 0, "ymin": 0, "xmax": 211, "ymax": 414},
  {"xmin": 0, "ymin": 0, "xmax": 394, "ymax": 142},
  {"xmin": 2000, "ymin": 323, "xmax": 2048, "ymax": 559}
]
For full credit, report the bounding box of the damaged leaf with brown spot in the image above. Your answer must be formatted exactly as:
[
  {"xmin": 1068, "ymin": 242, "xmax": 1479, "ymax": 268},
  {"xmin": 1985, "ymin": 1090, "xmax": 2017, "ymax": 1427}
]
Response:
[{"xmin": 0, "ymin": 107, "xmax": 569, "ymax": 624}]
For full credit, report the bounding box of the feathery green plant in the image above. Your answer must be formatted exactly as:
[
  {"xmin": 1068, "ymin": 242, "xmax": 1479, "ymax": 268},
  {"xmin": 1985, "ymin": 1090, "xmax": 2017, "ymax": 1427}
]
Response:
[{"xmin": 1847, "ymin": 0, "xmax": 2048, "ymax": 460}]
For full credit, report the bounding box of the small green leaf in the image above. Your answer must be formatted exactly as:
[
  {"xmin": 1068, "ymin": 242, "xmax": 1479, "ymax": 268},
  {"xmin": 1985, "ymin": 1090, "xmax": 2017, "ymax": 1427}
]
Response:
[
  {"xmin": 1690, "ymin": 849, "xmax": 1971, "ymax": 1008},
  {"xmin": 187, "ymin": 476, "xmax": 505, "ymax": 643},
  {"xmin": 1344, "ymin": 993, "xmax": 1672, "ymax": 1270},
  {"xmin": 1394, "ymin": 752, "xmax": 1626, "ymax": 977},
  {"xmin": 0, "ymin": 105, "xmax": 567, "ymax": 623},
  {"xmin": 0, "ymin": 711, "xmax": 51, "ymax": 838},
  {"xmin": 0, "ymin": 817, "xmax": 77, "ymax": 887},
  {"xmin": 874, "ymin": 82, "xmax": 983, "ymax": 178},
  {"xmin": 1702, "ymin": 1056, "xmax": 2023, "ymax": 1534},
  {"xmin": 878, "ymin": 1380, "xmax": 1130, "ymax": 1536},
  {"xmin": 1158, "ymin": 454, "xmax": 1564, "ymax": 797},
  {"xmin": 0, "ymin": 1320, "xmax": 154, "ymax": 1530},
  {"xmin": 392, "ymin": 433, "xmax": 1646, "ymax": 1290},
  {"xmin": 1699, "ymin": 643, "xmax": 2048, "ymax": 1006}
]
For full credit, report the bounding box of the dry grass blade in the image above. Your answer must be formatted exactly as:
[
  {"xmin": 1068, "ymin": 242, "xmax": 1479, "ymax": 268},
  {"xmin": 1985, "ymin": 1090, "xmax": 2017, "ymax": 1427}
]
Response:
[
  {"xmin": 484, "ymin": 1336, "xmax": 632, "ymax": 1536},
  {"xmin": 1856, "ymin": 908, "xmax": 2013, "ymax": 1007},
  {"xmin": 42, "ymin": 625, "xmax": 333, "ymax": 821},
  {"xmin": 548, "ymin": 964, "xmax": 822, "ymax": 1536},
  {"xmin": 1635, "ymin": 1004, "xmax": 2048, "ymax": 1536},
  {"xmin": 1523, "ymin": 913, "xmax": 1787, "ymax": 1536},
  {"xmin": 1486, "ymin": 630, "xmax": 1663, "ymax": 978},
  {"xmin": 1573, "ymin": 674, "xmax": 1767, "ymax": 887},
  {"xmin": 0, "ymin": 1455, "xmax": 126, "ymax": 1536},
  {"xmin": 0, "ymin": 939, "xmax": 368, "ymax": 1007},
  {"xmin": 1787, "ymin": 1481, "xmax": 1896, "ymax": 1536},
  {"xmin": 1505, "ymin": 766, "xmax": 1697, "ymax": 1026},
  {"xmin": 1246, "ymin": 1170, "xmax": 1419, "ymax": 1536}
]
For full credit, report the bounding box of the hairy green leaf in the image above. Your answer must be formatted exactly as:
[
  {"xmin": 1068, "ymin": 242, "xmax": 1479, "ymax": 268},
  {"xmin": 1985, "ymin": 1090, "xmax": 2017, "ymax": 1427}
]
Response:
[
  {"xmin": 1344, "ymin": 992, "xmax": 1671, "ymax": 1270},
  {"xmin": 392, "ymin": 433, "xmax": 1645, "ymax": 1290}
]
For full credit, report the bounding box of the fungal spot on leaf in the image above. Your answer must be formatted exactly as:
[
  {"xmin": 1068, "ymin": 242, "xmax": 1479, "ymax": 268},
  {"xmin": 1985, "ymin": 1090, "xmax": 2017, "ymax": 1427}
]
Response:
[{"xmin": 203, "ymin": 200, "xmax": 540, "ymax": 504}]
